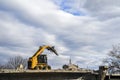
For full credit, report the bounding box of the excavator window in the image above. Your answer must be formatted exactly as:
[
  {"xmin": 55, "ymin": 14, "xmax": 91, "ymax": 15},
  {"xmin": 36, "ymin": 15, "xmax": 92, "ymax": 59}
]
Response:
[{"xmin": 37, "ymin": 54, "xmax": 47, "ymax": 64}]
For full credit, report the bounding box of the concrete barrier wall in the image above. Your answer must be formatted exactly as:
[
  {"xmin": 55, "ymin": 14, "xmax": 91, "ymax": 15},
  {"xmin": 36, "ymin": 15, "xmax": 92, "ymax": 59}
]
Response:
[
  {"xmin": 0, "ymin": 72, "xmax": 120, "ymax": 80},
  {"xmin": 0, "ymin": 72, "xmax": 98, "ymax": 80}
]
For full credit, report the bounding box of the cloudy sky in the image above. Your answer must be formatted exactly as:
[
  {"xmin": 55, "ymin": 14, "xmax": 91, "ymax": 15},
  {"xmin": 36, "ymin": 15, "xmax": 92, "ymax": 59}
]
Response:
[{"xmin": 0, "ymin": 0, "xmax": 120, "ymax": 69}]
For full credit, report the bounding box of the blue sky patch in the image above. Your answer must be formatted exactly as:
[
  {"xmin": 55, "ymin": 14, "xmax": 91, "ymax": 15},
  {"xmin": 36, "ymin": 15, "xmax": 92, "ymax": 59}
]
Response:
[{"xmin": 53, "ymin": 0, "xmax": 85, "ymax": 16}]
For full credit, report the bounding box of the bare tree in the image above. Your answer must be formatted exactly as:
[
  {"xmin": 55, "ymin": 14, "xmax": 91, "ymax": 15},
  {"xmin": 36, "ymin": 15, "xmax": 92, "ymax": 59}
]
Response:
[
  {"xmin": 4, "ymin": 56, "xmax": 27, "ymax": 69},
  {"xmin": 103, "ymin": 44, "xmax": 120, "ymax": 73}
]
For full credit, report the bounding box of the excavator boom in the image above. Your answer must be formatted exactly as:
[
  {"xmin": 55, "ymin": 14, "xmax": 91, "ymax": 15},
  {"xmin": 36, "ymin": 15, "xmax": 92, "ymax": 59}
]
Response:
[{"xmin": 32, "ymin": 45, "xmax": 58, "ymax": 57}]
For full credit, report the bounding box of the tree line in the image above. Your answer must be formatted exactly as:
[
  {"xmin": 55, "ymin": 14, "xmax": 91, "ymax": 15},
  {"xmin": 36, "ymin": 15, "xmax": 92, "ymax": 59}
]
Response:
[{"xmin": 0, "ymin": 56, "xmax": 27, "ymax": 69}]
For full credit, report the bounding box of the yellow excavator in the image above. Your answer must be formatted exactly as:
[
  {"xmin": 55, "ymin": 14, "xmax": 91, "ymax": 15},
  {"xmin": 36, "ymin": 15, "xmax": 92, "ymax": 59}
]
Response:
[{"xmin": 28, "ymin": 45, "xmax": 58, "ymax": 70}]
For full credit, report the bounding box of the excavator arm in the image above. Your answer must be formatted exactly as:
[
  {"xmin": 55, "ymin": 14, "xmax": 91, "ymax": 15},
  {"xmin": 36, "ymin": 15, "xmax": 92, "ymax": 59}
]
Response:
[{"xmin": 32, "ymin": 45, "xmax": 58, "ymax": 58}]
